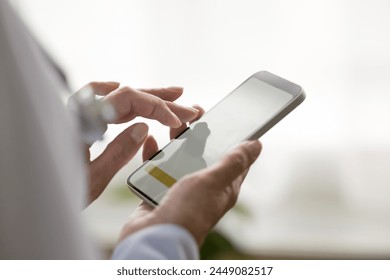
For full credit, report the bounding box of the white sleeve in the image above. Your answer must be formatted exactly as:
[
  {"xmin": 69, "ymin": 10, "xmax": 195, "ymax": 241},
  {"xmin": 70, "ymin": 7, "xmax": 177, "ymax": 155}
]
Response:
[
  {"xmin": 0, "ymin": 0, "xmax": 97, "ymax": 259},
  {"xmin": 111, "ymin": 224, "xmax": 199, "ymax": 260},
  {"xmin": 0, "ymin": 0, "xmax": 198, "ymax": 260}
]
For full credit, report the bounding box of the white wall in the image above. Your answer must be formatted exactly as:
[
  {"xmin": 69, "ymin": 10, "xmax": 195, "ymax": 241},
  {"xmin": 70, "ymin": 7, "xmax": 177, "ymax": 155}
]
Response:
[{"xmin": 12, "ymin": 0, "xmax": 390, "ymax": 258}]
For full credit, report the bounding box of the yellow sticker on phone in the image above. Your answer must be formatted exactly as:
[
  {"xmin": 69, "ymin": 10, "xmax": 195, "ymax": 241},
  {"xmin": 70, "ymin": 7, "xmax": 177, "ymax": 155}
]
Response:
[{"xmin": 145, "ymin": 164, "xmax": 177, "ymax": 188}]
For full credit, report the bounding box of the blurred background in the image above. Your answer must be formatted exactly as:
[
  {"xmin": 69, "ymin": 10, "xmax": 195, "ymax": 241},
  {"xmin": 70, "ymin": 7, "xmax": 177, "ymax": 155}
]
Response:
[{"xmin": 11, "ymin": 0, "xmax": 390, "ymax": 259}]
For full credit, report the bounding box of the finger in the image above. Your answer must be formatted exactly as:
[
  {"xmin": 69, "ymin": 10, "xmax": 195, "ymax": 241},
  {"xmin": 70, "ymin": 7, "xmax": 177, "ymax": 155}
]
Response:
[
  {"xmin": 88, "ymin": 123, "xmax": 148, "ymax": 202},
  {"xmin": 169, "ymin": 105, "xmax": 204, "ymax": 139},
  {"xmin": 237, "ymin": 168, "xmax": 250, "ymax": 186},
  {"xmin": 169, "ymin": 123, "xmax": 188, "ymax": 140},
  {"xmin": 104, "ymin": 86, "xmax": 182, "ymax": 127},
  {"xmin": 137, "ymin": 201, "xmax": 154, "ymax": 212},
  {"xmin": 225, "ymin": 167, "xmax": 251, "ymax": 209},
  {"xmin": 131, "ymin": 201, "xmax": 154, "ymax": 218},
  {"xmin": 203, "ymin": 140, "xmax": 262, "ymax": 187},
  {"xmin": 166, "ymin": 102, "xmax": 199, "ymax": 123},
  {"xmin": 85, "ymin": 145, "xmax": 91, "ymax": 160},
  {"xmin": 189, "ymin": 104, "xmax": 205, "ymax": 124},
  {"xmin": 137, "ymin": 87, "xmax": 183, "ymax": 102},
  {"xmin": 232, "ymin": 167, "xmax": 250, "ymax": 194},
  {"xmin": 142, "ymin": 135, "xmax": 159, "ymax": 161},
  {"xmin": 114, "ymin": 100, "xmax": 198, "ymax": 126},
  {"xmin": 78, "ymin": 81, "xmax": 120, "ymax": 96}
]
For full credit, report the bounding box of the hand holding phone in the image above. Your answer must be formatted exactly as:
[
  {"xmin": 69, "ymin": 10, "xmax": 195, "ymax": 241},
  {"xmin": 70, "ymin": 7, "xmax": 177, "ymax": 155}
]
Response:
[
  {"xmin": 127, "ymin": 71, "xmax": 305, "ymax": 206},
  {"xmin": 120, "ymin": 139, "xmax": 262, "ymax": 246}
]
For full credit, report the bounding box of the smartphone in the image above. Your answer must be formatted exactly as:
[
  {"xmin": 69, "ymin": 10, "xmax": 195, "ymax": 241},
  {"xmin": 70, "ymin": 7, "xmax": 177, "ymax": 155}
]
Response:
[{"xmin": 127, "ymin": 71, "xmax": 305, "ymax": 206}]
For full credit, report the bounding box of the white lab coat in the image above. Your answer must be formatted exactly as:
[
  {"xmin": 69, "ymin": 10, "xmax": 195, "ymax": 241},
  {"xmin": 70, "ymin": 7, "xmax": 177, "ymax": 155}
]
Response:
[{"xmin": 0, "ymin": 0, "xmax": 197, "ymax": 259}]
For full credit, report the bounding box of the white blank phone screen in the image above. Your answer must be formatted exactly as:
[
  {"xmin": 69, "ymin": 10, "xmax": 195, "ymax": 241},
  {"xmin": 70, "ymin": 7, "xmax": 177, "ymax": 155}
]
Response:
[{"xmin": 129, "ymin": 77, "xmax": 293, "ymax": 203}]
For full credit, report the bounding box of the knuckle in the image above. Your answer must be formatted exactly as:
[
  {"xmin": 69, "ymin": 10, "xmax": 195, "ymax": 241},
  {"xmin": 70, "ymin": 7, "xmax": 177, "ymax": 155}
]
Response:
[
  {"xmin": 156, "ymin": 97, "xmax": 166, "ymax": 107},
  {"xmin": 224, "ymin": 186, "xmax": 239, "ymax": 208},
  {"xmin": 150, "ymin": 97, "xmax": 166, "ymax": 115},
  {"xmin": 107, "ymin": 141, "xmax": 125, "ymax": 163},
  {"xmin": 228, "ymin": 192, "xmax": 238, "ymax": 208},
  {"xmin": 120, "ymin": 85, "xmax": 133, "ymax": 93},
  {"xmin": 228, "ymin": 151, "xmax": 247, "ymax": 171}
]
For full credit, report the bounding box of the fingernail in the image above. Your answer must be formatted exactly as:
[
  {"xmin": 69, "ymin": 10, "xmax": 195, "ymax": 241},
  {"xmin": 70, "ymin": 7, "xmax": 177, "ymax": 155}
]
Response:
[
  {"xmin": 247, "ymin": 141, "xmax": 262, "ymax": 156},
  {"xmin": 131, "ymin": 123, "xmax": 148, "ymax": 144},
  {"xmin": 106, "ymin": 81, "xmax": 120, "ymax": 86},
  {"xmin": 167, "ymin": 86, "xmax": 183, "ymax": 92},
  {"xmin": 172, "ymin": 115, "xmax": 182, "ymax": 127},
  {"xmin": 188, "ymin": 107, "xmax": 199, "ymax": 114}
]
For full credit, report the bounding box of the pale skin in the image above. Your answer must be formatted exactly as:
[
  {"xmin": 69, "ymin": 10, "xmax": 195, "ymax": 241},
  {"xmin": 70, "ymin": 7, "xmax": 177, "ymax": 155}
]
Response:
[
  {"xmin": 81, "ymin": 82, "xmax": 262, "ymax": 247},
  {"xmin": 81, "ymin": 82, "xmax": 199, "ymax": 203}
]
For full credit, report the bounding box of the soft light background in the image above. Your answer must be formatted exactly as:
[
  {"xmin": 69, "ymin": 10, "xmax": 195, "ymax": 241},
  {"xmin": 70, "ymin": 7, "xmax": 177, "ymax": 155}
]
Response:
[{"xmin": 12, "ymin": 0, "xmax": 390, "ymax": 258}]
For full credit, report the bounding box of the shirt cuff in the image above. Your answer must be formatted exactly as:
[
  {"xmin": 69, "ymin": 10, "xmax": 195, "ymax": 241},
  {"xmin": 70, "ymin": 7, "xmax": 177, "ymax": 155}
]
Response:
[{"xmin": 111, "ymin": 224, "xmax": 199, "ymax": 260}]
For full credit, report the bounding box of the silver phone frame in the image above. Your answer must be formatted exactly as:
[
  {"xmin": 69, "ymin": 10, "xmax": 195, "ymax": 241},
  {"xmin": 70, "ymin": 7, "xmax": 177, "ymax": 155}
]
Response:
[{"xmin": 127, "ymin": 71, "xmax": 306, "ymax": 207}]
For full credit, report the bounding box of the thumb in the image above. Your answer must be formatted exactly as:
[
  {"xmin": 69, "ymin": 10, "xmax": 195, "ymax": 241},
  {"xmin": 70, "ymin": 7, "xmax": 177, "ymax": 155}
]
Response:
[{"xmin": 88, "ymin": 123, "xmax": 148, "ymax": 202}]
